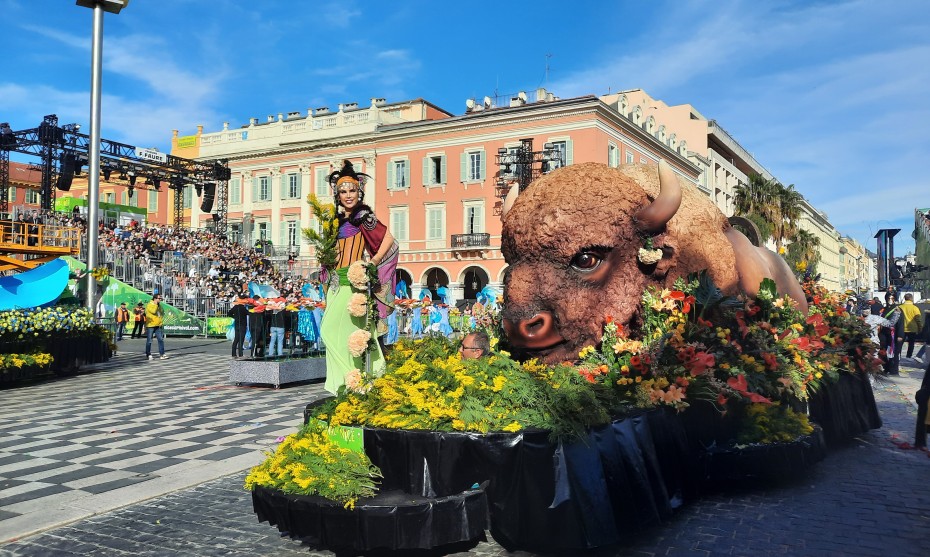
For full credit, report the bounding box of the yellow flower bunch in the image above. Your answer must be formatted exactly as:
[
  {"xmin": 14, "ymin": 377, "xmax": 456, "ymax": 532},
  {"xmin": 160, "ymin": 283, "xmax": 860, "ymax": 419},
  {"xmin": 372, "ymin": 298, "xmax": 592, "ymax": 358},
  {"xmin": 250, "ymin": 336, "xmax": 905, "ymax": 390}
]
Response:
[
  {"xmin": 302, "ymin": 194, "xmax": 339, "ymax": 271},
  {"xmin": 244, "ymin": 420, "xmax": 381, "ymax": 509}
]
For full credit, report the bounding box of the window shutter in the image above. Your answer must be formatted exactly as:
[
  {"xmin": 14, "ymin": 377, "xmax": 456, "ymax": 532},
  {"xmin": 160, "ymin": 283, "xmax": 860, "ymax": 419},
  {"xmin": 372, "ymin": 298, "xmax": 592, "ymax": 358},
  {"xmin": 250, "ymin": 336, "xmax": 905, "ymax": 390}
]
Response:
[
  {"xmin": 440, "ymin": 155, "xmax": 447, "ymax": 184},
  {"xmin": 566, "ymin": 140, "xmax": 574, "ymax": 166},
  {"xmin": 422, "ymin": 157, "xmax": 430, "ymax": 186},
  {"xmin": 477, "ymin": 205, "xmax": 484, "ymax": 233},
  {"xmin": 279, "ymin": 223, "xmax": 286, "ymax": 246},
  {"xmin": 460, "ymin": 152, "xmax": 467, "ymax": 182},
  {"xmin": 479, "ymin": 150, "xmax": 486, "ymax": 180},
  {"xmin": 252, "ymin": 177, "xmax": 258, "ymax": 202},
  {"xmin": 404, "ymin": 161, "xmax": 410, "ymax": 188},
  {"xmin": 387, "ymin": 162, "xmax": 395, "ymax": 189},
  {"xmin": 297, "ymin": 173, "xmax": 303, "ymax": 198},
  {"xmin": 280, "ymin": 175, "xmax": 286, "ymax": 199}
]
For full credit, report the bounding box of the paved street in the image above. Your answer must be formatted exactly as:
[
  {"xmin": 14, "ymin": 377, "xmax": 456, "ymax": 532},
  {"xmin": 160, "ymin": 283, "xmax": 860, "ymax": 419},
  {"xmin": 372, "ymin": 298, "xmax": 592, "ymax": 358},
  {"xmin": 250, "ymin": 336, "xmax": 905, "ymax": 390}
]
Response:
[{"xmin": 1, "ymin": 340, "xmax": 929, "ymax": 556}]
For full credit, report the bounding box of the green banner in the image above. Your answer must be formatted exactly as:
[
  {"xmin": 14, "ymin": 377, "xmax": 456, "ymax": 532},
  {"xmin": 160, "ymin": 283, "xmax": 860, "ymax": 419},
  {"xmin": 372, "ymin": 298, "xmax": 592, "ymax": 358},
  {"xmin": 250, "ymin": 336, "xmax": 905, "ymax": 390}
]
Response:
[
  {"xmin": 64, "ymin": 257, "xmax": 203, "ymax": 335},
  {"xmin": 309, "ymin": 418, "xmax": 364, "ymax": 453},
  {"xmin": 207, "ymin": 316, "xmax": 233, "ymax": 336}
]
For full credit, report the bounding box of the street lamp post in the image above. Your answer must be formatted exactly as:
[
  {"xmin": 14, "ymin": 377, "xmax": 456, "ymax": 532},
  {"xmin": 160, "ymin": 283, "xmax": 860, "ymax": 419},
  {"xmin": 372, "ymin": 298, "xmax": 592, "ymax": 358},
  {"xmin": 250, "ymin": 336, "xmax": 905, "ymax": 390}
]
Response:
[{"xmin": 75, "ymin": 0, "xmax": 130, "ymax": 313}]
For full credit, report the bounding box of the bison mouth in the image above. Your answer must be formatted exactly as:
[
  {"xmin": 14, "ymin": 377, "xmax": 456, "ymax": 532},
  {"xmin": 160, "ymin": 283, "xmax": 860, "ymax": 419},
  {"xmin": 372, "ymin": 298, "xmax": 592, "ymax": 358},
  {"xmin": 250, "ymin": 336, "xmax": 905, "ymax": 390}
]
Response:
[{"xmin": 508, "ymin": 338, "xmax": 576, "ymax": 365}]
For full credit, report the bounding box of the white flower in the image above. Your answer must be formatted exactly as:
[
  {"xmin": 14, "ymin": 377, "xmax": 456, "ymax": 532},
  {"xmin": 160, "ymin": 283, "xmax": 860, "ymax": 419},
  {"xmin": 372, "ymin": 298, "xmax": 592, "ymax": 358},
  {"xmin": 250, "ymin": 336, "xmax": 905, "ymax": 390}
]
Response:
[{"xmin": 638, "ymin": 247, "xmax": 663, "ymax": 265}]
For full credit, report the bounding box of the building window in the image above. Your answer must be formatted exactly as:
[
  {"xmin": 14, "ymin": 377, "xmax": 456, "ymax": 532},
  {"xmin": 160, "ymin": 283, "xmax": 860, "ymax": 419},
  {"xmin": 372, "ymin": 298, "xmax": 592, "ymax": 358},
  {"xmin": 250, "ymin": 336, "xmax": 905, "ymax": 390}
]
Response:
[
  {"xmin": 460, "ymin": 149, "xmax": 486, "ymax": 182},
  {"xmin": 230, "ymin": 177, "xmax": 241, "ymax": 205},
  {"xmin": 257, "ymin": 222, "xmax": 268, "ymax": 241},
  {"xmin": 7, "ymin": 187, "xmax": 15, "ymax": 203},
  {"xmin": 149, "ymin": 190, "xmax": 157, "ymax": 212},
  {"xmin": 463, "ymin": 201, "xmax": 484, "ymax": 234},
  {"xmin": 259, "ymin": 176, "xmax": 270, "ymax": 201},
  {"xmin": 315, "ymin": 167, "xmax": 329, "ymax": 197},
  {"xmin": 546, "ymin": 139, "xmax": 572, "ymax": 172},
  {"xmin": 183, "ymin": 186, "xmax": 192, "ymax": 209},
  {"xmin": 25, "ymin": 189, "xmax": 39, "ymax": 204},
  {"xmin": 423, "ymin": 154, "xmax": 446, "ymax": 186},
  {"xmin": 425, "ymin": 203, "xmax": 445, "ymax": 248},
  {"xmin": 287, "ymin": 220, "xmax": 299, "ymax": 247},
  {"xmin": 388, "ymin": 159, "xmax": 409, "ymax": 190},
  {"xmin": 290, "ymin": 173, "xmax": 301, "ymax": 198},
  {"xmin": 626, "ymin": 150, "xmax": 635, "ymax": 164},
  {"xmin": 389, "ymin": 206, "xmax": 409, "ymax": 248},
  {"xmin": 121, "ymin": 191, "xmax": 127, "ymax": 205},
  {"xmin": 608, "ymin": 143, "xmax": 619, "ymax": 167},
  {"xmin": 105, "ymin": 192, "xmax": 113, "ymax": 204}
]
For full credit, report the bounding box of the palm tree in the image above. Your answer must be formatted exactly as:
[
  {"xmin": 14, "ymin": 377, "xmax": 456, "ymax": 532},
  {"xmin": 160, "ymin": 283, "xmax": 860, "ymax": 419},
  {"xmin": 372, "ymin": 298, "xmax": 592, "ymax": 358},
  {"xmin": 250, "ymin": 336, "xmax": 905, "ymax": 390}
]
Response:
[
  {"xmin": 773, "ymin": 184, "xmax": 803, "ymax": 251},
  {"xmin": 786, "ymin": 229, "xmax": 821, "ymax": 275},
  {"xmin": 734, "ymin": 174, "xmax": 780, "ymax": 228}
]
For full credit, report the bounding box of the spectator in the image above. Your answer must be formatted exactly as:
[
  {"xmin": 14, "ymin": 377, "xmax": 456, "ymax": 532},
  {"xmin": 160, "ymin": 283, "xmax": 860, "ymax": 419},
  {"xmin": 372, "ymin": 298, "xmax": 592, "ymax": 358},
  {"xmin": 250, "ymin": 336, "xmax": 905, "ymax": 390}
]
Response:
[
  {"xmin": 114, "ymin": 302, "xmax": 131, "ymax": 341},
  {"xmin": 131, "ymin": 302, "xmax": 145, "ymax": 338},
  {"xmin": 459, "ymin": 331, "xmax": 491, "ymax": 360},
  {"xmin": 145, "ymin": 294, "xmax": 167, "ymax": 361},
  {"xmin": 897, "ymin": 293, "xmax": 924, "ymax": 360}
]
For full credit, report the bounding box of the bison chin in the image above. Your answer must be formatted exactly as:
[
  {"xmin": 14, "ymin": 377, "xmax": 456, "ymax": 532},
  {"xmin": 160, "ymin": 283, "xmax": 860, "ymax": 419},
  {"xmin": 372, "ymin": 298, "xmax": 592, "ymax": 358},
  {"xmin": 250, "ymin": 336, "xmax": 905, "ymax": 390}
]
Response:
[{"xmin": 503, "ymin": 308, "xmax": 642, "ymax": 365}]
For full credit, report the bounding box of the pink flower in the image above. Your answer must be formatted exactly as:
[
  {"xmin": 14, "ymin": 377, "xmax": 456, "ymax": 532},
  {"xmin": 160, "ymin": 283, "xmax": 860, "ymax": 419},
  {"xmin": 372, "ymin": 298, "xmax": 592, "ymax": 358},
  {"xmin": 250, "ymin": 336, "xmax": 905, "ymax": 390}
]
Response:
[
  {"xmin": 347, "ymin": 293, "xmax": 368, "ymax": 317},
  {"xmin": 345, "ymin": 368, "xmax": 362, "ymax": 391},
  {"xmin": 347, "ymin": 329, "xmax": 371, "ymax": 357},
  {"xmin": 347, "ymin": 261, "xmax": 369, "ymax": 289}
]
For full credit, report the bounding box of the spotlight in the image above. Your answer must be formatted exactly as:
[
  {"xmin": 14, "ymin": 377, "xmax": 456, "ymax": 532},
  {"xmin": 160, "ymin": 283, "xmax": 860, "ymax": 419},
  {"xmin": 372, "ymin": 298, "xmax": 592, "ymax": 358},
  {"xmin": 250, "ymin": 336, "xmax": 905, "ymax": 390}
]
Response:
[
  {"xmin": 102, "ymin": 167, "xmax": 112, "ymax": 181},
  {"xmin": 195, "ymin": 183, "xmax": 202, "ymax": 197},
  {"xmin": 211, "ymin": 213, "xmax": 221, "ymax": 222},
  {"xmin": 152, "ymin": 179, "xmax": 160, "ymax": 190},
  {"xmin": 0, "ymin": 123, "xmax": 16, "ymax": 149},
  {"xmin": 128, "ymin": 171, "xmax": 136, "ymax": 186},
  {"xmin": 200, "ymin": 182, "xmax": 216, "ymax": 212},
  {"xmin": 127, "ymin": 186, "xmax": 134, "ymax": 198}
]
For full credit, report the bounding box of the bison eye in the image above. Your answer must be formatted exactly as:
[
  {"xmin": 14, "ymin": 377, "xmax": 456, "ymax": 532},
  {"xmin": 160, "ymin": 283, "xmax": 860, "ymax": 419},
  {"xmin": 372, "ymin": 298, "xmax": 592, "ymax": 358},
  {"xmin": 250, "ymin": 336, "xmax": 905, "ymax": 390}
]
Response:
[{"xmin": 569, "ymin": 251, "xmax": 603, "ymax": 272}]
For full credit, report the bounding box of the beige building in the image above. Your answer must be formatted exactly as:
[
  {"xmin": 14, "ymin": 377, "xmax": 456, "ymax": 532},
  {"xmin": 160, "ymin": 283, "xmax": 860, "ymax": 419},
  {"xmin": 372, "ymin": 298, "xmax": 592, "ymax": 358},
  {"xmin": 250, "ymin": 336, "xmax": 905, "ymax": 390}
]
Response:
[{"xmin": 839, "ymin": 236, "xmax": 871, "ymax": 296}]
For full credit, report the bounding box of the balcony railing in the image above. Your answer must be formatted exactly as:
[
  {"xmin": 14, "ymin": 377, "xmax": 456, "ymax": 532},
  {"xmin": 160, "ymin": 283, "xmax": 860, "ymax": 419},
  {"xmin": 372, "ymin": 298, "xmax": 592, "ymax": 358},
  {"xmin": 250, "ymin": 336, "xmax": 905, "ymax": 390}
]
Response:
[{"xmin": 451, "ymin": 233, "xmax": 490, "ymax": 249}]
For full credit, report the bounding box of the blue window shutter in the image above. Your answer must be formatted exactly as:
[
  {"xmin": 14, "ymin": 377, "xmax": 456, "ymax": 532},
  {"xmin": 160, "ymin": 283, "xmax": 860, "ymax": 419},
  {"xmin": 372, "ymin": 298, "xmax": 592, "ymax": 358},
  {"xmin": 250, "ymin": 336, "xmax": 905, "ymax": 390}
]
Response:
[
  {"xmin": 566, "ymin": 140, "xmax": 574, "ymax": 166},
  {"xmin": 479, "ymin": 151, "xmax": 486, "ymax": 180},
  {"xmin": 460, "ymin": 152, "xmax": 467, "ymax": 182},
  {"xmin": 387, "ymin": 162, "xmax": 395, "ymax": 189},
  {"xmin": 440, "ymin": 155, "xmax": 447, "ymax": 184},
  {"xmin": 404, "ymin": 161, "xmax": 410, "ymax": 188}
]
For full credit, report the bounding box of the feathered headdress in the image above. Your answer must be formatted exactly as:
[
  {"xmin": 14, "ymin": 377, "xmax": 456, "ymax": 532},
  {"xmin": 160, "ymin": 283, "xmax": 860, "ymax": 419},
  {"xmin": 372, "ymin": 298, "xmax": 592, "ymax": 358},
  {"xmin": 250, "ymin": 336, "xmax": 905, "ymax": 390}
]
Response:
[{"xmin": 328, "ymin": 160, "xmax": 371, "ymax": 197}]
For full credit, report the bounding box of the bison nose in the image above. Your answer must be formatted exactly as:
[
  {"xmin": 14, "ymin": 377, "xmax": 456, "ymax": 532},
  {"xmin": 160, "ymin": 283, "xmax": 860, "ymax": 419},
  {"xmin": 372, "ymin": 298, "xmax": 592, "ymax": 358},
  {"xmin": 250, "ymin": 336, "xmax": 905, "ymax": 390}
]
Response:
[{"xmin": 503, "ymin": 311, "xmax": 563, "ymax": 350}]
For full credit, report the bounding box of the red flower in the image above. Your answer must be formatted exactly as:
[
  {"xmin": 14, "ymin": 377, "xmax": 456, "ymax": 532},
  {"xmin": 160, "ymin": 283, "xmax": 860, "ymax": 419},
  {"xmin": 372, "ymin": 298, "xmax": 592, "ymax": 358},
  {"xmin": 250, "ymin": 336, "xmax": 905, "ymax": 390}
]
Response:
[
  {"xmin": 805, "ymin": 314, "xmax": 829, "ymax": 337},
  {"xmin": 605, "ymin": 315, "xmax": 614, "ymax": 324},
  {"xmin": 746, "ymin": 303, "xmax": 761, "ymax": 316},
  {"xmin": 717, "ymin": 393, "xmax": 729, "ymax": 406},
  {"xmin": 685, "ymin": 351, "xmax": 715, "ymax": 376},
  {"xmin": 727, "ymin": 374, "xmax": 748, "ymax": 392},
  {"xmin": 697, "ymin": 317, "xmax": 713, "ymax": 328},
  {"xmin": 762, "ymin": 352, "xmax": 778, "ymax": 371},
  {"xmin": 630, "ymin": 355, "xmax": 642, "ymax": 368}
]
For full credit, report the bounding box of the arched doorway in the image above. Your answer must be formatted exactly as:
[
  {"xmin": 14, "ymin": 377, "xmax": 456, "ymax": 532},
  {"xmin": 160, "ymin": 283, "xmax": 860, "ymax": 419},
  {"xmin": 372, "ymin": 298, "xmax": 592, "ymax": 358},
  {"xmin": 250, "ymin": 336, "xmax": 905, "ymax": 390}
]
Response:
[
  {"xmin": 461, "ymin": 266, "xmax": 489, "ymax": 303},
  {"xmin": 423, "ymin": 267, "xmax": 449, "ymax": 302},
  {"xmin": 394, "ymin": 268, "xmax": 413, "ymax": 298}
]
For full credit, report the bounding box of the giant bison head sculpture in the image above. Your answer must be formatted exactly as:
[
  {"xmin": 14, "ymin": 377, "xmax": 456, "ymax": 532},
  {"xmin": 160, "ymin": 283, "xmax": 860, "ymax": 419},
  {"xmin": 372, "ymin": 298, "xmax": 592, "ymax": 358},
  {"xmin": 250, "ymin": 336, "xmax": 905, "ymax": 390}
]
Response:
[{"xmin": 500, "ymin": 161, "xmax": 807, "ymax": 364}]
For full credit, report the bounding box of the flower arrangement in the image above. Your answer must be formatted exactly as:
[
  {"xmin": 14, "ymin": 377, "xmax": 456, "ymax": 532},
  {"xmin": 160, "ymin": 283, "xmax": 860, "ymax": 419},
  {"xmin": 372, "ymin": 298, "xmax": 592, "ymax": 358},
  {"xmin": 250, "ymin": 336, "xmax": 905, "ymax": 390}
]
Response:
[
  {"xmin": 244, "ymin": 420, "xmax": 382, "ymax": 509},
  {"xmin": 90, "ymin": 266, "xmax": 110, "ymax": 281},
  {"xmin": 637, "ymin": 237, "xmax": 663, "ymax": 265},
  {"xmin": 0, "ymin": 352, "xmax": 54, "ymax": 372},
  {"xmin": 0, "ymin": 306, "xmax": 97, "ymax": 340},
  {"xmin": 347, "ymin": 293, "xmax": 368, "ymax": 317},
  {"xmin": 312, "ymin": 336, "xmax": 613, "ymax": 440},
  {"xmin": 347, "ymin": 261, "xmax": 369, "ymax": 289},
  {"xmin": 735, "ymin": 402, "xmax": 814, "ymax": 445},
  {"xmin": 302, "ymin": 194, "xmax": 339, "ymax": 272},
  {"xmin": 347, "ymin": 329, "xmax": 372, "ymax": 358}
]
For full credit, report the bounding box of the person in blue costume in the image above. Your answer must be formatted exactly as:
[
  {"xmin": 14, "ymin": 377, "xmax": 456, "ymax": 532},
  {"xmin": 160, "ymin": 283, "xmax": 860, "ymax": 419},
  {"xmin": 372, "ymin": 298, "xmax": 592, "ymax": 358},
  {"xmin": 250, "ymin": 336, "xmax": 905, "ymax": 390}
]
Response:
[
  {"xmin": 385, "ymin": 309, "xmax": 399, "ymax": 345},
  {"xmin": 410, "ymin": 291, "xmax": 429, "ymax": 339}
]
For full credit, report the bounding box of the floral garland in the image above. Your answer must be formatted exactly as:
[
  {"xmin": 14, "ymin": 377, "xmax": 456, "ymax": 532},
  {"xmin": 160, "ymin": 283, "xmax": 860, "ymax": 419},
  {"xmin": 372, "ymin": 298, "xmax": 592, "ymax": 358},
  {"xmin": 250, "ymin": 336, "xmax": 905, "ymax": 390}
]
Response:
[
  {"xmin": 345, "ymin": 260, "xmax": 381, "ymax": 358},
  {"xmin": 90, "ymin": 266, "xmax": 110, "ymax": 281},
  {"xmin": 244, "ymin": 420, "xmax": 382, "ymax": 510}
]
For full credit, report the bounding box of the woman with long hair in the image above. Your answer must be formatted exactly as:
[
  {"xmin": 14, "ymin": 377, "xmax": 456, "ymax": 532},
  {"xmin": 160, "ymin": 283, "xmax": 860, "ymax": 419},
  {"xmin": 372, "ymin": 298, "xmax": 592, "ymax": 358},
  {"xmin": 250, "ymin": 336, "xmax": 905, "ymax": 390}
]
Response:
[{"xmin": 321, "ymin": 161, "xmax": 398, "ymax": 394}]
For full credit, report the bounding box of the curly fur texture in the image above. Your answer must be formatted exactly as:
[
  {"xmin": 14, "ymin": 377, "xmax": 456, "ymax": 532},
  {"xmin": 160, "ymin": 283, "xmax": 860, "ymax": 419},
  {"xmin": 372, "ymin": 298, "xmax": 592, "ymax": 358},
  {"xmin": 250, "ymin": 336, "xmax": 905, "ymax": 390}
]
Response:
[{"xmin": 501, "ymin": 162, "xmax": 744, "ymax": 363}]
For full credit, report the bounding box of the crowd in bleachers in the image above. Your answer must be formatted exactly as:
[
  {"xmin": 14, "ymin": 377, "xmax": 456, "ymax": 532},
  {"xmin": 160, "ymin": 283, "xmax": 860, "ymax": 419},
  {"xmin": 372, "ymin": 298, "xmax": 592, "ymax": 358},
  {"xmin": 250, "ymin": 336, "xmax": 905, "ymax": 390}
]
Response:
[{"xmin": 94, "ymin": 220, "xmax": 311, "ymax": 312}]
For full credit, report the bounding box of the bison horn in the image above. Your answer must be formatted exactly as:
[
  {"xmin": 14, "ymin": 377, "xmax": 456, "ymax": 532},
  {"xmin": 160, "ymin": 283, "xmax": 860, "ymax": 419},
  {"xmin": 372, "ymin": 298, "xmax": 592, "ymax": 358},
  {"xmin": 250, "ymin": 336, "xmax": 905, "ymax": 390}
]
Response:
[
  {"xmin": 634, "ymin": 159, "xmax": 682, "ymax": 233},
  {"xmin": 501, "ymin": 183, "xmax": 520, "ymax": 219}
]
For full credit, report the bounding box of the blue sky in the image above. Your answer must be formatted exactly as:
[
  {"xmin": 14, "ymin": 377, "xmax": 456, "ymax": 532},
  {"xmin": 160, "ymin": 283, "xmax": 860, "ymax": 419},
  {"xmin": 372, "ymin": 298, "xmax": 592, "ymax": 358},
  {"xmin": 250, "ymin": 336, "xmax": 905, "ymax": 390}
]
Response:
[{"xmin": 3, "ymin": 0, "xmax": 928, "ymax": 254}]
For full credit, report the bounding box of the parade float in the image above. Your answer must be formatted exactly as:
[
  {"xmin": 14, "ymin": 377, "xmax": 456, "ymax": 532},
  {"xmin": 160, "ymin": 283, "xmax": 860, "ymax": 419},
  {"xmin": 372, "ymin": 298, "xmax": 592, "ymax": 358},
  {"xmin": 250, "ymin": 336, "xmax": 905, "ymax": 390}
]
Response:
[
  {"xmin": 0, "ymin": 259, "xmax": 113, "ymax": 383},
  {"xmin": 245, "ymin": 162, "xmax": 882, "ymax": 552}
]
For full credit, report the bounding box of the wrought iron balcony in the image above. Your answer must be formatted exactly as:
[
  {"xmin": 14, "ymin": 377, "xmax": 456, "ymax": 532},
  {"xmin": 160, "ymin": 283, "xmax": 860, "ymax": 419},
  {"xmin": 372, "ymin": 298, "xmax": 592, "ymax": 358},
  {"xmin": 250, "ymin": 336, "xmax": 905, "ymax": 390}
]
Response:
[{"xmin": 451, "ymin": 233, "xmax": 490, "ymax": 249}]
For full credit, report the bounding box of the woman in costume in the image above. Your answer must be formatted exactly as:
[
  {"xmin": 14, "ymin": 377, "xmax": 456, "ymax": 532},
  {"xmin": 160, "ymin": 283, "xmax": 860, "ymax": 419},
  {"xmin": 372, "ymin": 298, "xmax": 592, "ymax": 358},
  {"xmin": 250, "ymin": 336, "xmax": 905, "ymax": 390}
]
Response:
[{"xmin": 321, "ymin": 161, "xmax": 399, "ymax": 394}]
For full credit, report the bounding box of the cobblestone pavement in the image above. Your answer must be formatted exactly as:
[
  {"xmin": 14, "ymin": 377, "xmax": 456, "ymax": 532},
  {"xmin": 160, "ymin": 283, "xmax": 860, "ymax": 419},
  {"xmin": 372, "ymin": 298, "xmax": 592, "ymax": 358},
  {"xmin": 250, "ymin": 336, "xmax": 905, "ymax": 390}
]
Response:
[{"xmin": 2, "ymin": 350, "xmax": 929, "ymax": 556}]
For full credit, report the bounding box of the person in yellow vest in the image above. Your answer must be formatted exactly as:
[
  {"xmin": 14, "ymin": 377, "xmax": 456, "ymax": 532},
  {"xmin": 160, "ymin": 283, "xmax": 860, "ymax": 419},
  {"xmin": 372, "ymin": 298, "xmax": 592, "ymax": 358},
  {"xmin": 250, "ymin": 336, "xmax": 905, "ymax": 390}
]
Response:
[
  {"xmin": 145, "ymin": 293, "xmax": 168, "ymax": 361},
  {"xmin": 114, "ymin": 302, "xmax": 131, "ymax": 341},
  {"xmin": 898, "ymin": 293, "xmax": 924, "ymax": 360}
]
